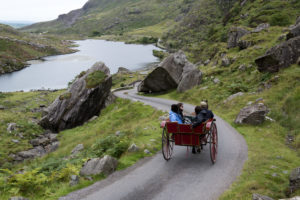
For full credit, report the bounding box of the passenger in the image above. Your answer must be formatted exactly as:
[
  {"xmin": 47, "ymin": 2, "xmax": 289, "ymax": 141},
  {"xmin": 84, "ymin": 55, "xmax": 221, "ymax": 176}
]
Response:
[
  {"xmin": 177, "ymin": 102, "xmax": 184, "ymax": 120},
  {"xmin": 169, "ymin": 104, "xmax": 183, "ymax": 124},
  {"xmin": 192, "ymin": 101, "xmax": 214, "ymax": 128}
]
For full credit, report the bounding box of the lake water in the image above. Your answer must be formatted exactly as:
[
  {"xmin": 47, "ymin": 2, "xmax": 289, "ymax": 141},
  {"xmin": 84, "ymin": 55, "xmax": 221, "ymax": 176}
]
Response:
[{"xmin": 0, "ymin": 39, "xmax": 161, "ymax": 92}]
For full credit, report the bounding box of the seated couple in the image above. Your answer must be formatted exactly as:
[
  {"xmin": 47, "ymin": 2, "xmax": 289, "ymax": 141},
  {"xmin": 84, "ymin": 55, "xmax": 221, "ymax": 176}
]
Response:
[{"xmin": 169, "ymin": 101, "xmax": 214, "ymax": 128}]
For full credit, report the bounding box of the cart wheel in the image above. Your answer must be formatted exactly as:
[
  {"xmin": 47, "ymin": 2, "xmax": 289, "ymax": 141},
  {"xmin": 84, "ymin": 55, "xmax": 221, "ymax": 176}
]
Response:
[
  {"xmin": 162, "ymin": 127, "xmax": 174, "ymax": 161},
  {"xmin": 209, "ymin": 122, "xmax": 218, "ymax": 164}
]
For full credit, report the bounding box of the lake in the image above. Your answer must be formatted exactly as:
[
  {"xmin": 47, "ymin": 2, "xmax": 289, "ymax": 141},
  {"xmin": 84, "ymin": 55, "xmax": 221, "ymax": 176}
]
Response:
[{"xmin": 0, "ymin": 39, "xmax": 161, "ymax": 92}]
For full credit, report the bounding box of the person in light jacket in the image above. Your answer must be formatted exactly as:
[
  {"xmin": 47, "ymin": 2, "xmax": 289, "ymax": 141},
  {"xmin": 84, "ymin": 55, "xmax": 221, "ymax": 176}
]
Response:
[{"xmin": 169, "ymin": 104, "xmax": 183, "ymax": 124}]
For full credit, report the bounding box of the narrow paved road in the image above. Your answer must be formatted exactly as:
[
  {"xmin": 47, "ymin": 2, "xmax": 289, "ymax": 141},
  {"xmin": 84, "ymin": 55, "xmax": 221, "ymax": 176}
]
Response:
[{"xmin": 60, "ymin": 88, "xmax": 247, "ymax": 200}]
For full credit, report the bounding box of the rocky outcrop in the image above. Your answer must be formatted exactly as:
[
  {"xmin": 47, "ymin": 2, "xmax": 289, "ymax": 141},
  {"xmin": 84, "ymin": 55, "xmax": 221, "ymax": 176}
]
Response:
[
  {"xmin": 287, "ymin": 18, "xmax": 300, "ymax": 40},
  {"xmin": 138, "ymin": 51, "xmax": 202, "ymax": 93},
  {"xmin": 80, "ymin": 155, "xmax": 118, "ymax": 176},
  {"xmin": 227, "ymin": 27, "xmax": 250, "ymax": 48},
  {"xmin": 224, "ymin": 92, "xmax": 244, "ymax": 103},
  {"xmin": 39, "ymin": 62, "xmax": 113, "ymax": 132},
  {"xmin": 235, "ymin": 103, "xmax": 269, "ymax": 125},
  {"xmin": 252, "ymin": 23, "xmax": 270, "ymax": 33},
  {"xmin": 252, "ymin": 193, "xmax": 274, "ymax": 200},
  {"xmin": 71, "ymin": 144, "xmax": 84, "ymax": 156},
  {"xmin": 117, "ymin": 67, "xmax": 131, "ymax": 74},
  {"xmin": 255, "ymin": 36, "xmax": 300, "ymax": 73},
  {"xmin": 290, "ymin": 167, "xmax": 300, "ymax": 193}
]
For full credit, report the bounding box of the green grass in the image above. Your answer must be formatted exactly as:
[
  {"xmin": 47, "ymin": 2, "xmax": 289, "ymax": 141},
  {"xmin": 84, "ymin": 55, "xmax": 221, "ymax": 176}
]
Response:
[
  {"xmin": 85, "ymin": 71, "xmax": 107, "ymax": 89},
  {"xmin": 0, "ymin": 91, "xmax": 164, "ymax": 200}
]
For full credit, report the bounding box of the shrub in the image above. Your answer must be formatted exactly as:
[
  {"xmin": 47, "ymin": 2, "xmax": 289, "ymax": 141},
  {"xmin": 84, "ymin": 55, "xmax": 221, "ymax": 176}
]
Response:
[
  {"xmin": 59, "ymin": 92, "xmax": 72, "ymax": 100},
  {"xmin": 270, "ymin": 13, "xmax": 291, "ymax": 26}
]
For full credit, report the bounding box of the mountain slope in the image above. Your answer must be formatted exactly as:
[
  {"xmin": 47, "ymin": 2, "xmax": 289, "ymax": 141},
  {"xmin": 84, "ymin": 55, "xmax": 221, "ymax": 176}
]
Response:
[
  {"xmin": 0, "ymin": 24, "xmax": 74, "ymax": 74},
  {"xmin": 22, "ymin": 0, "xmax": 196, "ymax": 36}
]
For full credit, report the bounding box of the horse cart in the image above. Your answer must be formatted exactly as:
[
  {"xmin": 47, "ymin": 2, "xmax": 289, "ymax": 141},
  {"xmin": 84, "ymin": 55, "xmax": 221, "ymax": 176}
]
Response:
[{"xmin": 161, "ymin": 119, "xmax": 218, "ymax": 164}]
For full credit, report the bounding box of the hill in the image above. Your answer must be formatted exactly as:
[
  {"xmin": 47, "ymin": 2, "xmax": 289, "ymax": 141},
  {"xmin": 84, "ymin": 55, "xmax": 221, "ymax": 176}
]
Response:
[{"xmin": 0, "ymin": 24, "xmax": 75, "ymax": 74}]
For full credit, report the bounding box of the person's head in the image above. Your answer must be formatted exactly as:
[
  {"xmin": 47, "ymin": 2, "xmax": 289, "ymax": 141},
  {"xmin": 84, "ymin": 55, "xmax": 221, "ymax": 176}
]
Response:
[
  {"xmin": 171, "ymin": 104, "xmax": 179, "ymax": 113},
  {"xmin": 177, "ymin": 103, "xmax": 183, "ymax": 111},
  {"xmin": 195, "ymin": 106, "xmax": 202, "ymax": 115},
  {"xmin": 200, "ymin": 100, "xmax": 208, "ymax": 109}
]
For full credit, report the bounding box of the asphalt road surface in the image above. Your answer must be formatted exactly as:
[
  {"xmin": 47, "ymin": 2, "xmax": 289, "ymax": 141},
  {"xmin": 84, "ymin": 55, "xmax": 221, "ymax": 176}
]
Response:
[{"xmin": 60, "ymin": 88, "xmax": 248, "ymax": 200}]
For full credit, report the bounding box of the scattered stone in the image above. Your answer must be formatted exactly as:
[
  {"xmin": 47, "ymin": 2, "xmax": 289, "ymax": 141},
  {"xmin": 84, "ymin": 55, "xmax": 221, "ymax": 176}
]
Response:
[
  {"xmin": 235, "ymin": 103, "xmax": 269, "ymax": 125},
  {"xmin": 255, "ymin": 36, "xmax": 300, "ymax": 73},
  {"xmin": 221, "ymin": 57, "xmax": 231, "ymax": 67},
  {"xmin": 80, "ymin": 155, "xmax": 118, "ymax": 176},
  {"xmin": 252, "ymin": 23, "xmax": 270, "ymax": 33},
  {"xmin": 30, "ymin": 137, "xmax": 50, "ymax": 147},
  {"xmin": 227, "ymin": 27, "xmax": 250, "ymax": 48},
  {"xmin": 278, "ymin": 34, "xmax": 286, "ymax": 41},
  {"xmin": 272, "ymin": 173, "xmax": 278, "ymax": 177},
  {"xmin": 69, "ymin": 175, "xmax": 80, "ymax": 186},
  {"xmin": 256, "ymin": 98, "xmax": 264, "ymax": 103},
  {"xmin": 0, "ymin": 105, "xmax": 5, "ymax": 110},
  {"xmin": 71, "ymin": 144, "xmax": 84, "ymax": 155},
  {"xmin": 224, "ymin": 92, "xmax": 244, "ymax": 103},
  {"xmin": 252, "ymin": 193, "xmax": 274, "ymax": 200},
  {"xmin": 144, "ymin": 149, "xmax": 151, "ymax": 154},
  {"xmin": 17, "ymin": 133, "xmax": 24, "ymax": 139},
  {"xmin": 204, "ymin": 59, "xmax": 210, "ymax": 66},
  {"xmin": 150, "ymin": 139, "xmax": 156, "ymax": 142},
  {"xmin": 39, "ymin": 62, "xmax": 112, "ymax": 132},
  {"xmin": 247, "ymin": 101, "xmax": 253, "ymax": 105},
  {"xmin": 128, "ymin": 144, "xmax": 139, "ymax": 152},
  {"xmin": 287, "ymin": 23, "xmax": 300, "ymax": 40},
  {"xmin": 283, "ymin": 170, "xmax": 289, "ymax": 175},
  {"xmin": 115, "ymin": 131, "xmax": 121, "ymax": 136},
  {"xmin": 11, "ymin": 139, "xmax": 19, "ymax": 144},
  {"xmin": 239, "ymin": 64, "xmax": 247, "ymax": 71},
  {"xmin": 48, "ymin": 133, "xmax": 58, "ymax": 142},
  {"xmin": 7, "ymin": 123, "xmax": 17, "ymax": 133},
  {"xmin": 200, "ymin": 86, "xmax": 208, "ymax": 90},
  {"xmin": 45, "ymin": 142, "xmax": 60, "ymax": 153},
  {"xmin": 290, "ymin": 167, "xmax": 300, "ymax": 193},
  {"xmin": 88, "ymin": 116, "xmax": 98, "ymax": 122},
  {"xmin": 213, "ymin": 78, "xmax": 220, "ymax": 84},
  {"xmin": 9, "ymin": 197, "xmax": 29, "ymax": 200},
  {"xmin": 279, "ymin": 197, "xmax": 300, "ymax": 200},
  {"xmin": 17, "ymin": 146, "xmax": 46, "ymax": 159},
  {"xmin": 265, "ymin": 116, "xmax": 275, "ymax": 122}
]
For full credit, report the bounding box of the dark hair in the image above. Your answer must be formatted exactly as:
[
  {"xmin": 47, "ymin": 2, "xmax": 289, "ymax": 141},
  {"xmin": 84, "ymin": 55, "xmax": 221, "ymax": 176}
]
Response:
[
  {"xmin": 195, "ymin": 106, "xmax": 202, "ymax": 115},
  {"xmin": 177, "ymin": 103, "xmax": 183, "ymax": 110},
  {"xmin": 171, "ymin": 104, "xmax": 179, "ymax": 113}
]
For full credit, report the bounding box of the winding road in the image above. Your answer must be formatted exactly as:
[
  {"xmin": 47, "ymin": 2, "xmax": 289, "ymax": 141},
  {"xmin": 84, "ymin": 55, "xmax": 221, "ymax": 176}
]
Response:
[{"xmin": 60, "ymin": 88, "xmax": 248, "ymax": 200}]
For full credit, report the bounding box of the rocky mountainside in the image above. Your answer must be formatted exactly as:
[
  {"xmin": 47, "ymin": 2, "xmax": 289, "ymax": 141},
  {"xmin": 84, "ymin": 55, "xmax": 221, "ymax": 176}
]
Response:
[
  {"xmin": 22, "ymin": 0, "xmax": 197, "ymax": 36},
  {"xmin": 0, "ymin": 24, "xmax": 74, "ymax": 74}
]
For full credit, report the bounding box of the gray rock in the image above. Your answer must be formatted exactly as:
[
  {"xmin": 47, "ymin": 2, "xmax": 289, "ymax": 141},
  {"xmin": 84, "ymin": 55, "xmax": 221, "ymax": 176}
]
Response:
[
  {"xmin": 255, "ymin": 36, "xmax": 300, "ymax": 73},
  {"xmin": 0, "ymin": 105, "xmax": 5, "ymax": 110},
  {"xmin": 45, "ymin": 142, "xmax": 60, "ymax": 153},
  {"xmin": 69, "ymin": 175, "xmax": 80, "ymax": 186},
  {"xmin": 49, "ymin": 133, "xmax": 58, "ymax": 142},
  {"xmin": 30, "ymin": 136, "xmax": 50, "ymax": 147},
  {"xmin": 238, "ymin": 39, "xmax": 253, "ymax": 50},
  {"xmin": 296, "ymin": 16, "xmax": 300, "ymax": 25},
  {"xmin": 71, "ymin": 144, "xmax": 84, "ymax": 155},
  {"xmin": 221, "ymin": 57, "xmax": 231, "ymax": 67},
  {"xmin": 227, "ymin": 27, "xmax": 250, "ymax": 48},
  {"xmin": 88, "ymin": 116, "xmax": 98, "ymax": 122},
  {"xmin": 17, "ymin": 146, "xmax": 46, "ymax": 159},
  {"xmin": 252, "ymin": 193, "xmax": 274, "ymax": 200},
  {"xmin": 224, "ymin": 92, "xmax": 244, "ymax": 103},
  {"xmin": 213, "ymin": 78, "xmax": 220, "ymax": 84},
  {"xmin": 39, "ymin": 62, "xmax": 112, "ymax": 132},
  {"xmin": 252, "ymin": 23, "xmax": 270, "ymax": 33},
  {"xmin": 290, "ymin": 167, "xmax": 300, "ymax": 193},
  {"xmin": 117, "ymin": 67, "xmax": 131, "ymax": 74},
  {"xmin": 7, "ymin": 123, "xmax": 17, "ymax": 133},
  {"xmin": 287, "ymin": 21, "xmax": 300, "ymax": 40},
  {"xmin": 11, "ymin": 139, "xmax": 20, "ymax": 144},
  {"xmin": 177, "ymin": 68, "xmax": 202, "ymax": 93},
  {"xmin": 235, "ymin": 103, "xmax": 269, "ymax": 125},
  {"xmin": 104, "ymin": 92, "xmax": 116, "ymax": 108},
  {"xmin": 128, "ymin": 144, "xmax": 139, "ymax": 152},
  {"xmin": 115, "ymin": 131, "xmax": 121, "ymax": 136},
  {"xmin": 239, "ymin": 64, "xmax": 247, "ymax": 71},
  {"xmin": 138, "ymin": 51, "xmax": 202, "ymax": 93},
  {"xmin": 9, "ymin": 197, "xmax": 29, "ymax": 200},
  {"xmin": 204, "ymin": 59, "xmax": 210, "ymax": 66},
  {"xmin": 80, "ymin": 155, "xmax": 118, "ymax": 176},
  {"xmin": 144, "ymin": 149, "xmax": 151, "ymax": 154}
]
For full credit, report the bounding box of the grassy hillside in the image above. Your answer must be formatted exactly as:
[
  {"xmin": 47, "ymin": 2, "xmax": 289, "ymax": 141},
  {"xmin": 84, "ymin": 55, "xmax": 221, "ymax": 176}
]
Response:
[
  {"xmin": 0, "ymin": 24, "xmax": 75, "ymax": 74},
  {"xmin": 22, "ymin": 0, "xmax": 196, "ymax": 37},
  {"xmin": 0, "ymin": 91, "xmax": 163, "ymax": 199}
]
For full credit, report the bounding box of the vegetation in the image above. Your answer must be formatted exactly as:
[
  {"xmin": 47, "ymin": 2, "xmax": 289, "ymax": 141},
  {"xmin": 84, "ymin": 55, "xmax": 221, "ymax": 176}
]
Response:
[
  {"xmin": 0, "ymin": 91, "xmax": 163, "ymax": 199},
  {"xmin": 85, "ymin": 71, "xmax": 107, "ymax": 89},
  {"xmin": 152, "ymin": 50, "xmax": 169, "ymax": 60}
]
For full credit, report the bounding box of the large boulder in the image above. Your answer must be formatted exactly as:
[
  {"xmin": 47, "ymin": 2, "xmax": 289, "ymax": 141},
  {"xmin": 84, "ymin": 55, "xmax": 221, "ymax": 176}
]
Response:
[
  {"xmin": 80, "ymin": 155, "xmax": 118, "ymax": 176},
  {"xmin": 287, "ymin": 17, "xmax": 300, "ymax": 40},
  {"xmin": 227, "ymin": 27, "xmax": 250, "ymax": 48},
  {"xmin": 137, "ymin": 67, "xmax": 177, "ymax": 93},
  {"xmin": 177, "ymin": 69, "xmax": 202, "ymax": 93},
  {"xmin": 138, "ymin": 51, "xmax": 202, "ymax": 93},
  {"xmin": 235, "ymin": 103, "xmax": 269, "ymax": 125},
  {"xmin": 39, "ymin": 62, "xmax": 112, "ymax": 132},
  {"xmin": 255, "ymin": 36, "xmax": 300, "ymax": 73}
]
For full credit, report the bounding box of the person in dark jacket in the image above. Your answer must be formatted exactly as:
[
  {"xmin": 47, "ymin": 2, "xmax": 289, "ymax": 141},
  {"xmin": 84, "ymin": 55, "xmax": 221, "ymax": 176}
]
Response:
[
  {"xmin": 177, "ymin": 102, "xmax": 185, "ymax": 123},
  {"xmin": 192, "ymin": 101, "xmax": 214, "ymax": 128}
]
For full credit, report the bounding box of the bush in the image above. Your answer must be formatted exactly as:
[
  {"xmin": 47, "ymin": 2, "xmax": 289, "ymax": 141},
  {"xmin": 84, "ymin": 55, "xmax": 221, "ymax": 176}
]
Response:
[
  {"xmin": 91, "ymin": 135, "xmax": 129, "ymax": 158},
  {"xmin": 85, "ymin": 71, "xmax": 107, "ymax": 89},
  {"xmin": 270, "ymin": 13, "xmax": 291, "ymax": 26}
]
